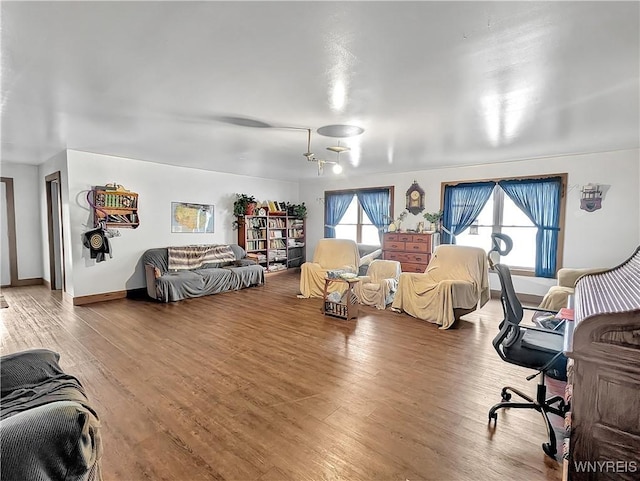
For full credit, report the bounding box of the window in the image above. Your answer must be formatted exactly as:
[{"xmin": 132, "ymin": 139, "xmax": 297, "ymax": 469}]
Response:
[
  {"xmin": 444, "ymin": 175, "xmax": 566, "ymax": 277},
  {"xmin": 325, "ymin": 187, "xmax": 394, "ymax": 245},
  {"xmin": 456, "ymin": 186, "xmax": 537, "ymax": 270},
  {"xmin": 334, "ymin": 195, "xmax": 381, "ymax": 244}
]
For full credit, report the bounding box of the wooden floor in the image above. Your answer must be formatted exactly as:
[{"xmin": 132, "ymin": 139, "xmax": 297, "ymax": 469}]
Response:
[{"xmin": 0, "ymin": 272, "xmax": 564, "ymax": 481}]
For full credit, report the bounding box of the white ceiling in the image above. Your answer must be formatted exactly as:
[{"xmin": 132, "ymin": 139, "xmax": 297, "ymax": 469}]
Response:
[{"xmin": 2, "ymin": 1, "xmax": 639, "ymax": 181}]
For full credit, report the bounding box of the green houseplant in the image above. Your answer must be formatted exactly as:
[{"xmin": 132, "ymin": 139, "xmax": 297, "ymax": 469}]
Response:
[
  {"xmin": 287, "ymin": 202, "xmax": 307, "ymax": 218},
  {"xmin": 423, "ymin": 210, "xmax": 443, "ymax": 231},
  {"xmin": 233, "ymin": 193, "xmax": 257, "ymax": 217}
]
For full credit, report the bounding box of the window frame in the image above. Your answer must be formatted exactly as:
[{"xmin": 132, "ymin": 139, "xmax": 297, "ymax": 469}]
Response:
[
  {"xmin": 440, "ymin": 173, "xmax": 567, "ymax": 277},
  {"xmin": 324, "ymin": 186, "xmax": 395, "ymax": 244}
]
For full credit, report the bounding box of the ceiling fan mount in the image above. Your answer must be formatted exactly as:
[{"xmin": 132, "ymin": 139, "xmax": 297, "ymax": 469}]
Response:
[
  {"xmin": 213, "ymin": 115, "xmax": 363, "ymax": 175},
  {"xmin": 303, "ymin": 129, "xmax": 349, "ymax": 175}
]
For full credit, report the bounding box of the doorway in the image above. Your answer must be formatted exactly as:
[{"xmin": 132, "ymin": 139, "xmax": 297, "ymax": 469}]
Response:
[
  {"xmin": 0, "ymin": 177, "xmax": 18, "ymax": 287},
  {"xmin": 45, "ymin": 172, "xmax": 65, "ymax": 291}
]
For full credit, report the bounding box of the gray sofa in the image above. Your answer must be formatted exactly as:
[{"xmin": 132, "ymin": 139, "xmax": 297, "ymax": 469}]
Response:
[
  {"xmin": 0, "ymin": 349, "xmax": 102, "ymax": 481},
  {"xmin": 358, "ymin": 243, "xmax": 383, "ymax": 276},
  {"xmin": 142, "ymin": 244, "xmax": 264, "ymax": 302}
]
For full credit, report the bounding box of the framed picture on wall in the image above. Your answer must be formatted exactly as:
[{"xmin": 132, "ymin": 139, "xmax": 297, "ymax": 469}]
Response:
[{"xmin": 171, "ymin": 202, "xmax": 214, "ymax": 233}]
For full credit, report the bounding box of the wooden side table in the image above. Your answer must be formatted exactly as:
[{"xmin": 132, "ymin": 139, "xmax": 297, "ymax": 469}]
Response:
[{"xmin": 322, "ymin": 277, "xmax": 360, "ymax": 320}]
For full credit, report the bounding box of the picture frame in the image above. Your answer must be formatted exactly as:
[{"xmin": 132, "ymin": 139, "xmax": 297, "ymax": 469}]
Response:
[{"xmin": 171, "ymin": 202, "xmax": 214, "ymax": 233}]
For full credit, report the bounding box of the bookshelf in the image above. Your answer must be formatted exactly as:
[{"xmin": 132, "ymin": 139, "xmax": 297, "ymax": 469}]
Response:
[
  {"xmin": 238, "ymin": 214, "xmax": 305, "ymax": 273},
  {"xmin": 92, "ymin": 187, "xmax": 140, "ymax": 228}
]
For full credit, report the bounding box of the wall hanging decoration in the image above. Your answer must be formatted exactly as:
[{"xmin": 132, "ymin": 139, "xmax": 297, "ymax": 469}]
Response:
[
  {"xmin": 405, "ymin": 180, "xmax": 425, "ymax": 215},
  {"xmin": 171, "ymin": 202, "xmax": 214, "ymax": 233},
  {"xmin": 580, "ymin": 184, "xmax": 603, "ymax": 212},
  {"xmin": 90, "ymin": 183, "xmax": 139, "ymax": 228},
  {"xmin": 82, "ymin": 228, "xmax": 111, "ymax": 262}
]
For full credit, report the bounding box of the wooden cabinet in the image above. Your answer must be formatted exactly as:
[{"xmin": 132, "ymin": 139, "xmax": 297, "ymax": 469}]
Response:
[
  {"xmin": 238, "ymin": 214, "xmax": 305, "ymax": 273},
  {"xmin": 562, "ymin": 249, "xmax": 640, "ymax": 480},
  {"xmin": 92, "ymin": 188, "xmax": 139, "ymax": 228},
  {"xmin": 382, "ymin": 232, "xmax": 436, "ymax": 272}
]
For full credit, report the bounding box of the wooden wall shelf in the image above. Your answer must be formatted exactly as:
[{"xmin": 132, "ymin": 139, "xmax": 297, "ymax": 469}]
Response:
[{"xmin": 92, "ymin": 188, "xmax": 139, "ymax": 228}]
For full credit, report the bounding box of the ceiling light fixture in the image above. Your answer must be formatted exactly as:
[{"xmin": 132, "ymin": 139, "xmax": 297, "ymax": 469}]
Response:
[{"xmin": 303, "ymin": 129, "xmax": 349, "ymax": 175}]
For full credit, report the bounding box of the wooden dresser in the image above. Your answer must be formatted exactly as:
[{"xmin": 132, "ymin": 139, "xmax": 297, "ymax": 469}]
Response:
[{"xmin": 382, "ymin": 232, "xmax": 435, "ymax": 272}]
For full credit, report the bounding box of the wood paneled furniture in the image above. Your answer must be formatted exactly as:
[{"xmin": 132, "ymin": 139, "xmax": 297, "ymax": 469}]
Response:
[
  {"xmin": 323, "ymin": 277, "xmax": 360, "ymax": 320},
  {"xmin": 91, "ymin": 187, "xmax": 139, "ymax": 228},
  {"xmin": 382, "ymin": 232, "xmax": 435, "ymax": 272},
  {"xmin": 238, "ymin": 214, "xmax": 305, "ymax": 273},
  {"xmin": 563, "ymin": 246, "xmax": 640, "ymax": 480}
]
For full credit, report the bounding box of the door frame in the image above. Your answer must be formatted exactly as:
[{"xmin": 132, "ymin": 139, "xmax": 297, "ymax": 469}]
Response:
[
  {"xmin": 0, "ymin": 177, "xmax": 18, "ymax": 287},
  {"xmin": 45, "ymin": 172, "xmax": 66, "ymax": 291}
]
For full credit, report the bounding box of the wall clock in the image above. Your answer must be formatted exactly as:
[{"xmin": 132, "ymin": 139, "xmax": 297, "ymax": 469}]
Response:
[{"xmin": 405, "ymin": 181, "xmax": 425, "ymax": 215}]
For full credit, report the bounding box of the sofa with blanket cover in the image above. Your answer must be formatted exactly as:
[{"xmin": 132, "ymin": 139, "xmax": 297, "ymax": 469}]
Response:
[{"xmin": 143, "ymin": 244, "xmax": 264, "ymax": 302}]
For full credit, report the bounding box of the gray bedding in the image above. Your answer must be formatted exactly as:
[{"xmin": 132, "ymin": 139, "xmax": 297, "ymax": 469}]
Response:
[{"xmin": 0, "ymin": 349, "xmax": 102, "ymax": 481}]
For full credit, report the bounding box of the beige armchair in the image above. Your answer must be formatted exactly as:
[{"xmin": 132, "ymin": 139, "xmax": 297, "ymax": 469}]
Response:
[
  {"xmin": 354, "ymin": 259, "xmax": 401, "ymax": 309},
  {"xmin": 299, "ymin": 239, "xmax": 360, "ymax": 298},
  {"xmin": 391, "ymin": 245, "xmax": 490, "ymax": 329},
  {"xmin": 538, "ymin": 267, "xmax": 607, "ymax": 311}
]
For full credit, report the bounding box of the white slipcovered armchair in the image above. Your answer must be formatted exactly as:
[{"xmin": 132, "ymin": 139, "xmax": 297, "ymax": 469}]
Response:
[
  {"xmin": 391, "ymin": 245, "xmax": 490, "ymax": 329},
  {"xmin": 299, "ymin": 239, "xmax": 360, "ymax": 298},
  {"xmin": 354, "ymin": 259, "xmax": 401, "ymax": 309}
]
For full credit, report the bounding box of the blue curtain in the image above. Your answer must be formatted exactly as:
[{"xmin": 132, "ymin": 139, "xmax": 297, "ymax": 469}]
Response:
[
  {"xmin": 442, "ymin": 182, "xmax": 495, "ymax": 244},
  {"xmin": 324, "ymin": 192, "xmax": 354, "ymax": 238},
  {"xmin": 499, "ymin": 177, "xmax": 562, "ymax": 278},
  {"xmin": 356, "ymin": 189, "xmax": 390, "ymax": 243}
]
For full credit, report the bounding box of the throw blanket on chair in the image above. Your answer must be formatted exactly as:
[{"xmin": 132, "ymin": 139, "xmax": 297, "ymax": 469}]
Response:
[{"xmin": 168, "ymin": 244, "xmax": 236, "ymax": 270}]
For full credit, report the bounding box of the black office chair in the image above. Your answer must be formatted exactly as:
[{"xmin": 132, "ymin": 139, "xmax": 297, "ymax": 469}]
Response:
[{"xmin": 487, "ymin": 235, "xmax": 569, "ymax": 458}]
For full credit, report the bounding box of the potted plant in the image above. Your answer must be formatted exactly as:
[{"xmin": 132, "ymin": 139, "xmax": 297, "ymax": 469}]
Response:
[
  {"xmin": 423, "ymin": 210, "xmax": 443, "ymax": 232},
  {"xmin": 233, "ymin": 193, "xmax": 257, "ymax": 217},
  {"xmin": 287, "ymin": 202, "xmax": 307, "ymax": 218},
  {"xmin": 394, "ymin": 209, "xmax": 408, "ymax": 232}
]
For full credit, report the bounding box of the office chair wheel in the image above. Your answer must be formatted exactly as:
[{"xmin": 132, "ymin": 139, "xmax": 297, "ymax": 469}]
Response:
[
  {"xmin": 542, "ymin": 442, "xmax": 557, "ymax": 458},
  {"xmin": 488, "ymin": 411, "xmax": 498, "ymax": 422},
  {"xmin": 500, "ymin": 388, "xmax": 512, "ymax": 402}
]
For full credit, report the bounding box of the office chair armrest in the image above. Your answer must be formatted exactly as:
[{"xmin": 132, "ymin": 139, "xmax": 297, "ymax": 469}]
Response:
[{"xmin": 522, "ymin": 306, "xmax": 557, "ymax": 314}]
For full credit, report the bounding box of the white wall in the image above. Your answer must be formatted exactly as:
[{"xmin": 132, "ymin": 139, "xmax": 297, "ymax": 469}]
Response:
[
  {"xmin": 0, "ymin": 162, "xmax": 44, "ymax": 281},
  {"xmin": 66, "ymin": 150, "xmax": 299, "ymax": 297},
  {"xmin": 299, "ymin": 148, "xmax": 640, "ymax": 296}
]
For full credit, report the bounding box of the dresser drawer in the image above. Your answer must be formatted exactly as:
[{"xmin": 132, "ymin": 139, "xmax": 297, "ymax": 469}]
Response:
[
  {"xmin": 383, "ymin": 240, "xmax": 406, "ymax": 251},
  {"xmin": 384, "ymin": 233, "xmax": 413, "ymax": 242},
  {"xmin": 401, "ymin": 262, "xmax": 428, "ymax": 273},
  {"xmin": 405, "ymin": 242, "xmax": 429, "ymax": 253},
  {"xmin": 384, "ymin": 251, "xmax": 403, "ymax": 261},
  {"xmin": 410, "ymin": 233, "xmax": 432, "ymax": 244},
  {"xmin": 386, "ymin": 252, "xmax": 431, "ymax": 264}
]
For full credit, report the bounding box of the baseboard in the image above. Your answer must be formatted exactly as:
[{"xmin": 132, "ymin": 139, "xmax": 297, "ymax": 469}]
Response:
[
  {"xmin": 14, "ymin": 277, "xmax": 44, "ymax": 287},
  {"xmin": 126, "ymin": 288, "xmax": 148, "ymax": 300},
  {"xmin": 73, "ymin": 290, "xmax": 127, "ymax": 306},
  {"xmin": 43, "ymin": 279, "xmax": 51, "ymax": 288},
  {"xmin": 490, "ymin": 289, "xmax": 543, "ymax": 306}
]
